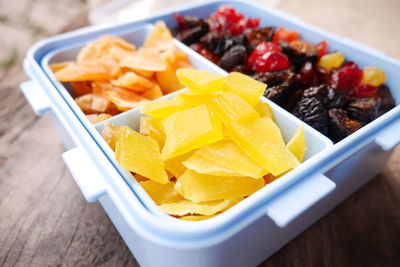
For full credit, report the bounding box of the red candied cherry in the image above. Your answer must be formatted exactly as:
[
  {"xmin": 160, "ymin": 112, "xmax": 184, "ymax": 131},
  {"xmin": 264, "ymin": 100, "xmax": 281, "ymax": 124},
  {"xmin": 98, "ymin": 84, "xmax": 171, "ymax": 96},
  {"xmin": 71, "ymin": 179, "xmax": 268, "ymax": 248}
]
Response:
[
  {"xmin": 215, "ymin": 6, "xmax": 244, "ymax": 23},
  {"xmin": 315, "ymin": 41, "xmax": 328, "ymax": 58},
  {"xmin": 190, "ymin": 43, "xmax": 220, "ymax": 64},
  {"xmin": 331, "ymin": 65, "xmax": 363, "ymax": 91},
  {"xmin": 349, "ymin": 84, "xmax": 378, "ymax": 98},
  {"xmin": 272, "ymin": 27, "xmax": 300, "ymax": 44},
  {"xmin": 247, "ymin": 41, "xmax": 281, "ymax": 67},
  {"xmin": 252, "ymin": 52, "xmax": 289, "ymax": 72},
  {"xmin": 230, "ymin": 17, "xmax": 261, "ymax": 34},
  {"xmin": 246, "ymin": 18, "xmax": 260, "ymax": 28}
]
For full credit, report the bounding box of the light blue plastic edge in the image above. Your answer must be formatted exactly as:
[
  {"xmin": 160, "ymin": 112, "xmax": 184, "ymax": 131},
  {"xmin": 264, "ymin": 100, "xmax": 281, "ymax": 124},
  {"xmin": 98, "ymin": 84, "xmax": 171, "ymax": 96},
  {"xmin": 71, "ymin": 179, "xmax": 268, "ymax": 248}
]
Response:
[{"xmin": 24, "ymin": 0, "xmax": 400, "ymax": 249}]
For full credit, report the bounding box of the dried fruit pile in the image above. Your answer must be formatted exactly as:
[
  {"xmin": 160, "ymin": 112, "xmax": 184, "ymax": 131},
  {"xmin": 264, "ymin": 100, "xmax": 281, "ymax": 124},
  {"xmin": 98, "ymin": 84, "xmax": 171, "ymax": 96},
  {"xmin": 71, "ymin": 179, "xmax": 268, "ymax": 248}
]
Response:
[
  {"xmin": 172, "ymin": 6, "xmax": 396, "ymax": 142},
  {"xmin": 51, "ymin": 21, "xmax": 192, "ymax": 124},
  {"xmin": 102, "ymin": 69, "xmax": 307, "ymax": 220}
]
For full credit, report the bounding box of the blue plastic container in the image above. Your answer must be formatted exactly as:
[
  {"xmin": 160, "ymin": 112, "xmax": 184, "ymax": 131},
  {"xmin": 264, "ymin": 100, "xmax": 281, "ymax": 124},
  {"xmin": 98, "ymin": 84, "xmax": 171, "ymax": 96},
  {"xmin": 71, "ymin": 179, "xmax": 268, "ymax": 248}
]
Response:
[{"xmin": 21, "ymin": 1, "xmax": 400, "ymax": 266}]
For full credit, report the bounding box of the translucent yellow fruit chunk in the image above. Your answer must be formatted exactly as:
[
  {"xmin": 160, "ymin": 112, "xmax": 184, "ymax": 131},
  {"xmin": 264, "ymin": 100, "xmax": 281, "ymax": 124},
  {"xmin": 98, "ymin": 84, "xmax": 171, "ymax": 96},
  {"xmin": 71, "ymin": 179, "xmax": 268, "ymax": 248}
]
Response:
[
  {"xmin": 140, "ymin": 116, "xmax": 165, "ymax": 148},
  {"xmin": 318, "ymin": 52, "xmax": 344, "ymax": 72},
  {"xmin": 141, "ymin": 97, "xmax": 186, "ymax": 119},
  {"xmin": 175, "ymin": 170, "xmax": 265, "ymax": 202},
  {"xmin": 210, "ymin": 92, "xmax": 259, "ymax": 124},
  {"xmin": 180, "ymin": 214, "xmax": 217, "ymax": 221},
  {"xmin": 140, "ymin": 180, "xmax": 183, "ymax": 205},
  {"xmin": 193, "ymin": 140, "xmax": 267, "ymax": 178},
  {"xmin": 162, "ymin": 105, "xmax": 222, "ymax": 160},
  {"xmin": 223, "ymin": 72, "xmax": 266, "ymax": 107},
  {"xmin": 102, "ymin": 123, "xmax": 125, "ymax": 151},
  {"xmin": 287, "ymin": 125, "xmax": 306, "ymax": 162},
  {"xmin": 255, "ymin": 102, "xmax": 274, "ymax": 121},
  {"xmin": 159, "ymin": 197, "xmax": 242, "ymax": 216},
  {"xmin": 177, "ymin": 69, "xmax": 227, "ymax": 93},
  {"xmin": 115, "ymin": 127, "xmax": 169, "ymax": 184},
  {"xmin": 362, "ymin": 66, "xmax": 386, "ymax": 87},
  {"xmin": 174, "ymin": 92, "xmax": 216, "ymax": 108},
  {"xmin": 227, "ymin": 118, "xmax": 299, "ymax": 176},
  {"xmin": 183, "ymin": 154, "xmax": 242, "ymax": 177},
  {"xmin": 164, "ymin": 152, "xmax": 193, "ymax": 178}
]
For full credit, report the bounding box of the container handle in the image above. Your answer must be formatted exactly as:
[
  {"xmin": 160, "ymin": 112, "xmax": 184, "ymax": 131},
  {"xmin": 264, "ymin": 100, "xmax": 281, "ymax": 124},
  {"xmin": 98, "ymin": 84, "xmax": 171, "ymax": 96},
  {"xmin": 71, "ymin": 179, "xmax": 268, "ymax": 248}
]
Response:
[
  {"xmin": 265, "ymin": 173, "xmax": 336, "ymax": 228},
  {"xmin": 375, "ymin": 118, "xmax": 400, "ymax": 151},
  {"xmin": 62, "ymin": 147, "xmax": 107, "ymax": 203},
  {"xmin": 20, "ymin": 80, "xmax": 52, "ymax": 116}
]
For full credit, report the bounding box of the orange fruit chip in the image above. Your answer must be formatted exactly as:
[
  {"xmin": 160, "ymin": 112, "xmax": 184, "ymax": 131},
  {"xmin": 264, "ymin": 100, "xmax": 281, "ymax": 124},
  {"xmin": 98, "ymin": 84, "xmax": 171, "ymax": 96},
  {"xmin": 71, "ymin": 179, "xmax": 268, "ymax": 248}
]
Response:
[
  {"xmin": 111, "ymin": 71, "xmax": 154, "ymax": 93},
  {"xmin": 156, "ymin": 62, "xmax": 185, "ymax": 94},
  {"xmin": 120, "ymin": 48, "xmax": 167, "ymax": 72},
  {"xmin": 70, "ymin": 81, "xmax": 92, "ymax": 97},
  {"xmin": 86, "ymin": 113, "xmax": 112, "ymax": 124},
  {"xmin": 50, "ymin": 61, "xmax": 75, "ymax": 72},
  {"xmin": 180, "ymin": 214, "xmax": 217, "ymax": 221},
  {"xmin": 75, "ymin": 93, "xmax": 116, "ymax": 114},
  {"xmin": 54, "ymin": 62, "xmax": 110, "ymax": 82},
  {"xmin": 144, "ymin": 21, "xmax": 174, "ymax": 52},
  {"xmin": 104, "ymin": 86, "xmax": 149, "ymax": 111},
  {"xmin": 142, "ymin": 84, "xmax": 163, "ymax": 100},
  {"xmin": 159, "ymin": 197, "xmax": 242, "ymax": 216}
]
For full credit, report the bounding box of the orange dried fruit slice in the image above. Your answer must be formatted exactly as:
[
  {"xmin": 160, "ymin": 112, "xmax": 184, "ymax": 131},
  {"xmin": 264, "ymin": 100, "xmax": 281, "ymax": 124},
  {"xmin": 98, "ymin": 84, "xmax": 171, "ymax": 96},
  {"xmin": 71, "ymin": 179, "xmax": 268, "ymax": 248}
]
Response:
[
  {"xmin": 120, "ymin": 48, "xmax": 167, "ymax": 72},
  {"xmin": 86, "ymin": 113, "xmax": 112, "ymax": 124},
  {"xmin": 70, "ymin": 81, "xmax": 92, "ymax": 97},
  {"xmin": 104, "ymin": 86, "xmax": 149, "ymax": 111},
  {"xmin": 111, "ymin": 71, "xmax": 154, "ymax": 92},
  {"xmin": 180, "ymin": 214, "xmax": 217, "ymax": 221},
  {"xmin": 142, "ymin": 84, "xmax": 163, "ymax": 100},
  {"xmin": 75, "ymin": 93, "xmax": 115, "ymax": 114},
  {"xmin": 144, "ymin": 21, "xmax": 174, "ymax": 52},
  {"xmin": 50, "ymin": 61, "xmax": 75, "ymax": 72},
  {"xmin": 156, "ymin": 62, "xmax": 185, "ymax": 94}
]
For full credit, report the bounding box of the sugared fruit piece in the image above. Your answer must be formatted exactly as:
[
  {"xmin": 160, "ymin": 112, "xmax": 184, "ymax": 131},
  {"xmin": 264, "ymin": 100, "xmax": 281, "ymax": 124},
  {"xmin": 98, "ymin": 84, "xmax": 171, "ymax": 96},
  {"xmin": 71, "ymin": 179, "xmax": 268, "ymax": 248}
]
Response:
[
  {"xmin": 318, "ymin": 52, "xmax": 344, "ymax": 72},
  {"xmin": 140, "ymin": 181, "xmax": 183, "ymax": 205},
  {"xmin": 362, "ymin": 67, "xmax": 386, "ymax": 87},
  {"xmin": 177, "ymin": 69, "xmax": 227, "ymax": 93},
  {"xmin": 287, "ymin": 125, "xmax": 306, "ymax": 162},
  {"xmin": 115, "ymin": 127, "xmax": 169, "ymax": 184}
]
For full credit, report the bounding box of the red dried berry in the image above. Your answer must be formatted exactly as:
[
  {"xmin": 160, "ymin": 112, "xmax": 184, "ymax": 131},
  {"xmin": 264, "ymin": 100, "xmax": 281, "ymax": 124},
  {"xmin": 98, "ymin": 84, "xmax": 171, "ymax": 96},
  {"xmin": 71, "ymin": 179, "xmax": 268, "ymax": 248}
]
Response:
[
  {"xmin": 349, "ymin": 84, "xmax": 379, "ymax": 98},
  {"xmin": 216, "ymin": 6, "xmax": 244, "ymax": 23},
  {"xmin": 230, "ymin": 18, "xmax": 248, "ymax": 34},
  {"xmin": 247, "ymin": 41, "xmax": 281, "ymax": 67},
  {"xmin": 190, "ymin": 43, "xmax": 220, "ymax": 64},
  {"xmin": 299, "ymin": 61, "xmax": 318, "ymax": 87},
  {"xmin": 173, "ymin": 13, "xmax": 186, "ymax": 29},
  {"xmin": 252, "ymin": 52, "xmax": 289, "ymax": 72},
  {"xmin": 331, "ymin": 65, "xmax": 363, "ymax": 91},
  {"xmin": 315, "ymin": 41, "xmax": 328, "ymax": 58},
  {"xmin": 246, "ymin": 18, "xmax": 260, "ymax": 28}
]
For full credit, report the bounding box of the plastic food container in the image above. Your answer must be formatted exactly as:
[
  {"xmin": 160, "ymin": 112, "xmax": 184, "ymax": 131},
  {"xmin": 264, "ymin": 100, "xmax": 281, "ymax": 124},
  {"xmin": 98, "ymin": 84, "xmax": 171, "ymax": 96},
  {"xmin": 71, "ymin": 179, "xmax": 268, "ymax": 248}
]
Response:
[{"xmin": 21, "ymin": 1, "xmax": 400, "ymax": 266}]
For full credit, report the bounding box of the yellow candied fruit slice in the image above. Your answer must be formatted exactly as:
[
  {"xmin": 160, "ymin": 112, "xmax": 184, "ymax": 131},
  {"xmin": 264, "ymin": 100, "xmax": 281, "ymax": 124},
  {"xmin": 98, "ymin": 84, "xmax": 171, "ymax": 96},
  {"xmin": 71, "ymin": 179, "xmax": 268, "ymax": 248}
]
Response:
[
  {"xmin": 255, "ymin": 102, "xmax": 274, "ymax": 121},
  {"xmin": 102, "ymin": 123, "xmax": 126, "ymax": 151},
  {"xmin": 318, "ymin": 52, "xmax": 344, "ymax": 72},
  {"xmin": 161, "ymin": 104, "xmax": 223, "ymax": 160},
  {"xmin": 141, "ymin": 97, "xmax": 186, "ymax": 119},
  {"xmin": 139, "ymin": 116, "xmax": 151, "ymax": 135},
  {"xmin": 174, "ymin": 92, "xmax": 216, "ymax": 108},
  {"xmin": 362, "ymin": 67, "xmax": 386, "ymax": 87},
  {"xmin": 287, "ymin": 125, "xmax": 307, "ymax": 162},
  {"xmin": 180, "ymin": 214, "xmax": 217, "ymax": 221},
  {"xmin": 139, "ymin": 116, "xmax": 165, "ymax": 149},
  {"xmin": 175, "ymin": 170, "xmax": 265, "ymax": 203},
  {"xmin": 183, "ymin": 154, "xmax": 243, "ymax": 177},
  {"xmin": 223, "ymin": 72, "xmax": 266, "ymax": 107},
  {"xmin": 140, "ymin": 180, "xmax": 183, "ymax": 205},
  {"xmin": 210, "ymin": 92, "xmax": 259, "ymax": 124},
  {"xmin": 194, "ymin": 140, "xmax": 267, "ymax": 178},
  {"xmin": 176, "ymin": 69, "xmax": 227, "ymax": 94},
  {"xmin": 227, "ymin": 118, "xmax": 299, "ymax": 176},
  {"xmin": 159, "ymin": 197, "xmax": 242, "ymax": 216},
  {"xmin": 164, "ymin": 151, "xmax": 193, "ymax": 178},
  {"xmin": 115, "ymin": 127, "xmax": 169, "ymax": 184}
]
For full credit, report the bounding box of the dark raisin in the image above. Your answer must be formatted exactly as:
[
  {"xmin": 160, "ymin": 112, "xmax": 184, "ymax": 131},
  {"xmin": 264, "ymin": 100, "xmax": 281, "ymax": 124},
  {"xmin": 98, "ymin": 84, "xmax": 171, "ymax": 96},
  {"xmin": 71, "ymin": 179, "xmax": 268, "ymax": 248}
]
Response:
[
  {"xmin": 280, "ymin": 40, "xmax": 318, "ymax": 70},
  {"xmin": 327, "ymin": 87, "xmax": 348, "ymax": 108},
  {"xmin": 347, "ymin": 98, "xmax": 380, "ymax": 123},
  {"xmin": 219, "ymin": 45, "xmax": 247, "ymax": 71},
  {"xmin": 328, "ymin": 108, "xmax": 363, "ymax": 142},
  {"xmin": 201, "ymin": 32, "xmax": 245, "ymax": 56},
  {"xmin": 292, "ymin": 85, "xmax": 329, "ymax": 135},
  {"xmin": 253, "ymin": 69, "xmax": 297, "ymax": 106},
  {"xmin": 178, "ymin": 15, "xmax": 207, "ymax": 29},
  {"xmin": 375, "ymin": 84, "xmax": 396, "ymax": 116},
  {"xmin": 245, "ymin": 27, "xmax": 275, "ymax": 51},
  {"xmin": 175, "ymin": 22, "xmax": 209, "ymax": 45}
]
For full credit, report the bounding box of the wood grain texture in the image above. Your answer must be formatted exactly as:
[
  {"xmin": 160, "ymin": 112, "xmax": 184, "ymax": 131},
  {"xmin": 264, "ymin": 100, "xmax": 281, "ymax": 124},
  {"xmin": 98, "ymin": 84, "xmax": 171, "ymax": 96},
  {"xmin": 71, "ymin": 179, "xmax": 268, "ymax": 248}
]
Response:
[{"xmin": 0, "ymin": 0, "xmax": 399, "ymax": 266}]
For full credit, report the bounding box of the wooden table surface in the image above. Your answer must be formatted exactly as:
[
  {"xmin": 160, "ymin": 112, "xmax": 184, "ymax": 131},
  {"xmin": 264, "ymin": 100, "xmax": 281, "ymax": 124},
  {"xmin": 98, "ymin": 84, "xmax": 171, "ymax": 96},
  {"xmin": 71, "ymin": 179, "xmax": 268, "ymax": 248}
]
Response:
[{"xmin": 1, "ymin": 0, "xmax": 399, "ymax": 266}]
